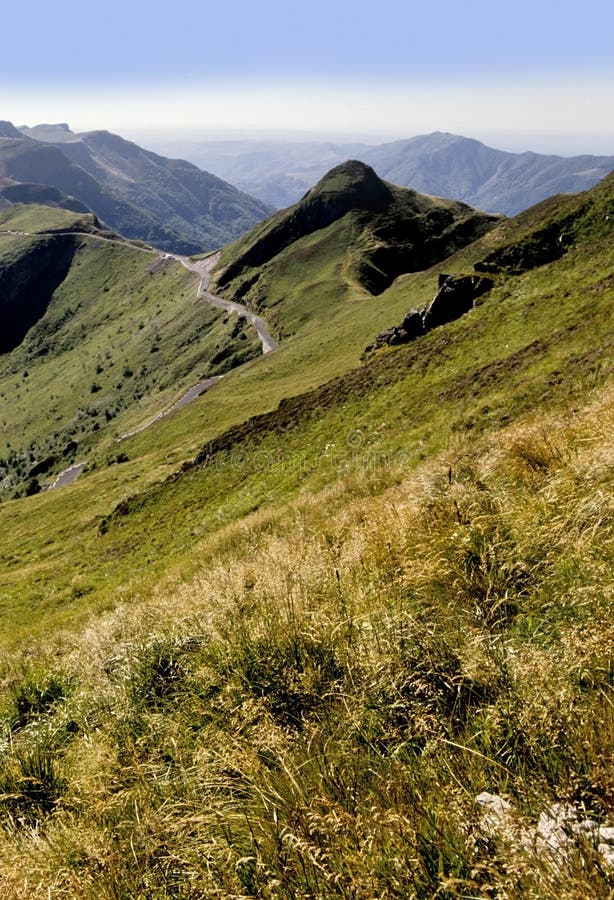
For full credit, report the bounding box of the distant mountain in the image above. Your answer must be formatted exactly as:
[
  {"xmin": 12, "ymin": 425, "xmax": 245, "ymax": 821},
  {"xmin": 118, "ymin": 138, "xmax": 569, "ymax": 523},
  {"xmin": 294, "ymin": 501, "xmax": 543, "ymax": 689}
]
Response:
[
  {"xmin": 0, "ymin": 121, "xmax": 23, "ymax": 138},
  {"xmin": 140, "ymin": 138, "xmax": 371, "ymax": 209},
  {"xmin": 361, "ymin": 132, "xmax": 614, "ymax": 215},
  {"xmin": 0, "ymin": 134, "xmax": 199, "ymax": 253},
  {"xmin": 18, "ymin": 122, "xmax": 76, "ymax": 142},
  {"xmin": 1, "ymin": 122, "xmax": 271, "ymax": 252},
  {"xmin": 41, "ymin": 129, "xmax": 272, "ymax": 250},
  {"xmin": 150, "ymin": 132, "xmax": 614, "ymax": 215}
]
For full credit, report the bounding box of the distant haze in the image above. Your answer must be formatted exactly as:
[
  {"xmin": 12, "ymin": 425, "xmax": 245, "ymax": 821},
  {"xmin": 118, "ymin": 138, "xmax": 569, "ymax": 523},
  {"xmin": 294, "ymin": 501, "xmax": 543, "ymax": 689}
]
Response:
[{"xmin": 1, "ymin": 0, "xmax": 612, "ymax": 155}]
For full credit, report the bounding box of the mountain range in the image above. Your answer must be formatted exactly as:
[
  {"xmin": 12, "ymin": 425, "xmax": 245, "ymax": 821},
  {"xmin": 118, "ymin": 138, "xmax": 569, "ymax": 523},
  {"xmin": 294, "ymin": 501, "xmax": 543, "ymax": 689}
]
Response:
[
  {"xmin": 0, "ymin": 121, "xmax": 271, "ymax": 253},
  {"xmin": 148, "ymin": 130, "xmax": 614, "ymax": 214}
]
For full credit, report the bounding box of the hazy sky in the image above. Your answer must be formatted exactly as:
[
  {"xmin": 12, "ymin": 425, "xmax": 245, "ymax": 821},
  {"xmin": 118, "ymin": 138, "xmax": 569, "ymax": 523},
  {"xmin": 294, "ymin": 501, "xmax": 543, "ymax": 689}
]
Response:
[{"xmin": 2, "ymin": 0, "xmax": 613, "ymax": 152}]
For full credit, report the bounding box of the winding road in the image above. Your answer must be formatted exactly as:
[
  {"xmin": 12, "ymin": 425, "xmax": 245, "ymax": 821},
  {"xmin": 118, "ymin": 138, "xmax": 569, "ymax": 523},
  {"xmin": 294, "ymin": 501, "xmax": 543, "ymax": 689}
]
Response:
[
  {"xmin": 173, "ymin": 252, "xmax": 278, "ymax": 354},
  {"xmin": 0, "ymin": 230, "xmax": 278, "ymax": 488}
]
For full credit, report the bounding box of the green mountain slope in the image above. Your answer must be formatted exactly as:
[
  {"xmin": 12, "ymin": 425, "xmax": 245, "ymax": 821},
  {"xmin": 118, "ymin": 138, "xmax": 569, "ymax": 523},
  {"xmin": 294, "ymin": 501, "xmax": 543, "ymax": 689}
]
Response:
[
  {"xmin": 0, "ymin": 171, "xmax": 611, "ymax": 896},
  {"xmin": 213, "ymin": 160, "xmax": 499, "ymax": 337},
  {"xmin": 0, "ymin": 205, "xmax": 260, "ymax": 498},
  {"xmin": 45, "ymin": 128, "xmax": 273, "ymax": 251}
]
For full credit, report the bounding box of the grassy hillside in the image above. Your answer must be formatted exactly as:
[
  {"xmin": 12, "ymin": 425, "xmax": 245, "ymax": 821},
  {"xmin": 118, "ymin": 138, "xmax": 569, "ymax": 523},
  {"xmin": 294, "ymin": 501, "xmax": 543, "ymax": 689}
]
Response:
[
  {"xmin": 0, "ymin": 174, "xmax": 611, "ymax": 896},
  {"xmin": 0, "ymin": 205, "xmax": 260, "ymax": 498},
  {"xmin": 212, "ymin": 161, "xmax": 499, "ymax": 337}
]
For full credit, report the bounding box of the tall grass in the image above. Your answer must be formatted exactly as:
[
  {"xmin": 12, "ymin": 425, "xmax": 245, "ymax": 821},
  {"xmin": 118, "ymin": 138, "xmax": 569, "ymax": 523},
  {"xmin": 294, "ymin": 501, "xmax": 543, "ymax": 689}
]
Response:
[{"xmin": 0, "ymin": 384, "xmax": 612, "ymax": 897}]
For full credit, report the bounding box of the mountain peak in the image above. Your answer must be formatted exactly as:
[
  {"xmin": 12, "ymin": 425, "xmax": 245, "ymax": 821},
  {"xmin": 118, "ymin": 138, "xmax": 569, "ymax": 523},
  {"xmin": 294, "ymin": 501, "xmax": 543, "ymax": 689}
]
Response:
[
  {"xmin": 0, "ymin": 120, "xmax": 23, "ymax": 139},
  {"xmin": 308, "ymin": 159, "xmax": 390, "ymax": 208}
]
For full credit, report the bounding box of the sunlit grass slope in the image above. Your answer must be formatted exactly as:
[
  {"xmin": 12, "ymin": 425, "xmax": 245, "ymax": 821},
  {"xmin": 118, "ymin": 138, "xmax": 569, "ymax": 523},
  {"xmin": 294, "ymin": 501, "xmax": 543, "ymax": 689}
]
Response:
[
  {"xmin": 0, "ymin": 206, "xmax": 260, "ymax": 497},
  {"xmin": 0, "ymin": 176, "xmax": 611, "ymax": 896}
]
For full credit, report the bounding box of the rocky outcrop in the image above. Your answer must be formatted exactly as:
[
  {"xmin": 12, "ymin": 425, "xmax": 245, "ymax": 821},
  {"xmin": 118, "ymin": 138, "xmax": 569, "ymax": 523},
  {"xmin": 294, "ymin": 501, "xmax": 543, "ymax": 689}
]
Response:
[
  {"xmin": 474, "ymin": 218, "xmax": 577, "ymax": 275},
  {"xmin": 368, "ymin": 272, "xmax": 494, "ymax": 351},
  {"xmin": 476, "ymin": 792, "xmax": 614, "ymax": 870},
  {"xmin": 423, "ymin": 273, "xmax": 494, "ymax": 330}
]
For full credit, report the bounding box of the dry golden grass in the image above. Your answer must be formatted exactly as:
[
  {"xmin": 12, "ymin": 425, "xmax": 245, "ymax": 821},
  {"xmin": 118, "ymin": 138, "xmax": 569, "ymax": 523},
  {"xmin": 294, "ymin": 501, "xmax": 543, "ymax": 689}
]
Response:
[{"xmin": 0, "ymin": 383, "xmax": 612, "ymax": 897}]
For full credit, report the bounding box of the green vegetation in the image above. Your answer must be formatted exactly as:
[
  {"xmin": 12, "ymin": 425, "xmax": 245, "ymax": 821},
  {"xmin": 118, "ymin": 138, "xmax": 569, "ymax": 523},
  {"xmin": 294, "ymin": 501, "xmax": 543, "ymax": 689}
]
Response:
[
  {"xmin": 0, "ymin": 171, "xmax": 611, "ymax": 895},
  {"xmin": 0, "ymin": 207, "xmax": 260, "ymax": 497},
  {"xmin": 213, "ymin": 161, "xmax": 498, "ymax": 332}
]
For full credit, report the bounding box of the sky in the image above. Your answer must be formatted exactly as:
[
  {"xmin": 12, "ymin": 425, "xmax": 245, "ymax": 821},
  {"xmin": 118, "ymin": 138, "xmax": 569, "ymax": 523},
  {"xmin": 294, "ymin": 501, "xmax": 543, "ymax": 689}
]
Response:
[{"xmin": 2, "ymin": 0, "xmax": 614, "ymax": 153}]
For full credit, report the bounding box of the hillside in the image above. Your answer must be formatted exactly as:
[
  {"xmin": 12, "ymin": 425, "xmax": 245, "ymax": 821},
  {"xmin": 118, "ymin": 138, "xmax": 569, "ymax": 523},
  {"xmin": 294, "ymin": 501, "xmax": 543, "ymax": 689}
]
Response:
[
  {"xmin": 0, "ymin": 169, "xmax": 611, "ymax": 896},
  {"xmin": 1, "ymin": 123, "xmax": 271, "ymax": 253},
  {"xmin": 0, "ymin": 204, "xmax": 261, "ymax": 498},
  {"xmin": 150, "ymin": 131, "xmax": 614, "ymax": 214},
  {"xmin": 212, "ymin": 160, "xmax": 499, "ymax": 337}
]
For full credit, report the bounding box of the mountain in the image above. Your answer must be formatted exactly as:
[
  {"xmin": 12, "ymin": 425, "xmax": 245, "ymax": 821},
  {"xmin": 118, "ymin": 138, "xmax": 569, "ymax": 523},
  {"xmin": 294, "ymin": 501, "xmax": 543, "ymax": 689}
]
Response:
[
  {"xmin": 361, "ymin": 131, "xmax": 614, "ymax": 215},
  {"xmin": 0, "ymin": 120, "xmax": 24, "ymax": 138},
  {"xmin": 18, "ymin": 122, "xmax": 76, "ymax": 143},
  {"xmin": 40, "ymin": 128, "xmax": 273, "ymax": 250},
  {"xmin": 1, "ymin": 122, "xmax": 271, "ymax": 253},
  {"xmin": 141, "ymin": 137, "xmax": 371, "ymax": 208},
  {"xmin": 0, "ymin": 164, "xmax": 612, "ymax": 896},
  {"xmin": 0, "ymin": 134, "xmax": 203, "ymax": 253},
  {"xmin": 212, "ymin": 159, "xmax": 499, "ymax": 336},
  {"xmin": 149, "ymin": 131, "xmax": 614, "ymax": 215}
]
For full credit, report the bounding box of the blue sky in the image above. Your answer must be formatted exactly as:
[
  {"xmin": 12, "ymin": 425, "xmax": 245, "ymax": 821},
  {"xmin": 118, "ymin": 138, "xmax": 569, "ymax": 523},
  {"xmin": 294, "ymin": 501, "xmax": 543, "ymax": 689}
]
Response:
[{"xmin": 2, "ymin": 0, "xmax": 613, "ymax": 149}]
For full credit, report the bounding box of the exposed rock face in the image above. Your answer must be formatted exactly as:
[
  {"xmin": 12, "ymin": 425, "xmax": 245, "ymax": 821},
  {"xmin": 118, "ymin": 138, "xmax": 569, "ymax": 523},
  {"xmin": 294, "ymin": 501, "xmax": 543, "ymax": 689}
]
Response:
[
  {"xmin": 475, "ymin": 792, "xmax": 614, "ymax": 870},
  {"xmin": 369, "ymin": 308, "xmax": 425, "ymax": 350},
  {"xmin": 422, "ymin": 273, "xmax": 494, "ymax": 330},
  {"xmin": 0, "ymin": 236, "xmax": 77, "ymax": 353},
  {"xmin": 369, "ymin": 272, "xmax": 494, "ymax": 351}
]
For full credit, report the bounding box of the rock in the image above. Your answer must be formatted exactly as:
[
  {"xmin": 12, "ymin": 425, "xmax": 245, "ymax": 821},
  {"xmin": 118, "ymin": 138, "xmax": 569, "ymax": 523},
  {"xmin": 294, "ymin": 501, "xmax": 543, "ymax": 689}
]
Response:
[
  {"xmin": 400, "ymin": 308, "xmax": 425, "ymax": 339},
  {"xmin": 422, "ymin": 274, "xmax": 494, "ymax": 331},
  {"xmin": 366, "ymin": 272, "xmax": 492, "ymax": 354},
  {"xmin": 475, "ymin": 793, "xmax": 614, "ymax": 869},
  {"xmin": 372, "ymin": 308, "xmax": 425, "ymax": 349}
]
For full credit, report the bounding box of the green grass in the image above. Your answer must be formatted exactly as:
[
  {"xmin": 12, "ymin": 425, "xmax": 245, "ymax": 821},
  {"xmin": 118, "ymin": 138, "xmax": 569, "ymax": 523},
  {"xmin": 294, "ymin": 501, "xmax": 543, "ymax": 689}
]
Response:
[
  {"xmin": 0, "ymin": 206, "xmax": 610, "ymax": 648},
  {"xmin": 0, "ymin": 217, "xmax": 261, "ymax": 497},
  {"xmin": 0, "ymin": 203, "xmax": 99, "ymax": 234},
  {"xmin": 0, "ymin": 180, "xmax": 611, "ymax": 895}
]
